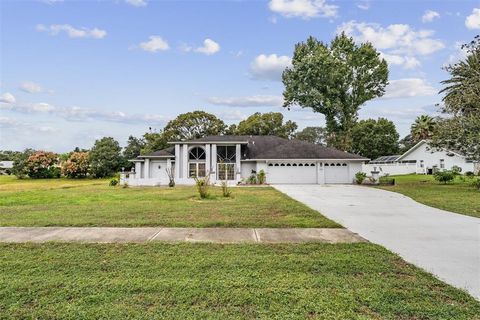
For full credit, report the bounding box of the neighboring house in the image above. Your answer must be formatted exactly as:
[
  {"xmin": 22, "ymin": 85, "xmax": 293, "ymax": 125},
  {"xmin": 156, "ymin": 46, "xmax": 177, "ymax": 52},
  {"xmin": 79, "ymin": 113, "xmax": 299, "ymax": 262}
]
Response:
[
  {"xmin": 364, "ymin": 140, "xmax": 477, "ymax": 176},
  {"xmin": 0, "ymin": 161, "xmax": 14, "ymax": 175},
  {"xmin": 126, "ymin": 135, "xmax": 368, "ymax": 186}
]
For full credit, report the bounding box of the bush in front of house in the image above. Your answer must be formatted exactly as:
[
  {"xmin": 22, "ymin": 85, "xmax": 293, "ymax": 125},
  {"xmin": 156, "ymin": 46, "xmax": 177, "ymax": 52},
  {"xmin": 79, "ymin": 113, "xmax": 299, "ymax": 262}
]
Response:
[
  {"xmin": 257, "ymin": 170, "xmax": 266, "ymax": 184},
  {"xmin": 221, "ymin": 181, "xmax": 232, "ymax": 197},
  {"xmin": 109, "ymin": 178, "xmax": 119, "ymax": 186},
  {"xmin": 25, "ymin": 151, "xmax": 60, "ymax": 179},
  {"xmin": 434, "ymin": 170, "xmax": 455, "ymax": 184},
  {"xmin": 193, "ymin": 174, "xmax": 211, "ymax": 199},
  {"xmin": 62, "ymin": 152, "xmax": 90, "ymax": 178},
  {"xmin": 471, "ymin": 178, "xmax": 480, "ymax": 190},
  {"xmin": 379, "ymin": 175, "xmax": 395, "ymax": 186},
  {"xmin": 355, "ymin": 172, "xmax": 367, "ymax": 185}
]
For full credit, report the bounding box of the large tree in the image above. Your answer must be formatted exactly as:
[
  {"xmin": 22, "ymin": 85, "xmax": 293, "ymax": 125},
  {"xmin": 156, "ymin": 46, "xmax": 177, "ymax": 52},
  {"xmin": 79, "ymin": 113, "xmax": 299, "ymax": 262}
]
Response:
[
  {"xmin": 123, "ymin": 135, "xmax": 145, "ymax": 159},
  {"xmin": 350, "ymin": 118, "xmax": 399, "ymax": 160},
  {"xmin": 283, "ymin": 33, "xmax": 389, "ymax": 150},
  {"xmin": 163, "ymin": 111, "xmax": 226, "ymax": 141},
  {"xmin": 234, "ymin": 112, "xmax": 298, "ymax": 138},
  {"xmin": 410, "ymin": 115, "xmax": 436, "ymax": 142},
  {"xmin": 89, "ymin": 137, "xmax": 123, "ymax": 178},
  {"xmin": 293, "ymin": 127, "xmax": 326, "ymax": 145},
  {"xmin": 431, "ymin": 35, "xmax": 480, "ymax": 161}
]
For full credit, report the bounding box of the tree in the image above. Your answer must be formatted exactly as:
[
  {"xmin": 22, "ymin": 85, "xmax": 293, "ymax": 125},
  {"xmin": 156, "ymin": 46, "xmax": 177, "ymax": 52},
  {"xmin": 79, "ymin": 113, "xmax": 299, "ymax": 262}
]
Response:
[
  {"xmin": 350, "ymin": 118, "xmax": 399, "ymax": 160},
  {"xmin": 12, "ymin": 149, "xmax": 35, "ymax": 179},
  {"xmin": 25, "ymin": 151, "xmax": 60, "ymax": 179},
  {"xmin": 0, "ymin": 150, "xmax": 22, "ymax": 161},
  {"xmin": 62, "ymin": 152, "xmax": 90, "ymax": 178},
  {"xmin": 123, "ymin": 135, "xmax": 145, "ymax": 169},
  {"xmin": 399, "ymin": 134, "xmax": 416, "ymax": 153},
  {"xmin": 411, "ymin": 115, "xmax": 436, "ymax": 142},
  {"xmin": 163, "ymin": 111, "xmax": 227, "ymax": 141},
  {"xmin": 431, "ymin": 35, "xmax": 480, "ymax": 160},
  {"xmin": 141, "ymin": 131, "xmax": 169, "ymax": 155},
  {"xmin": 293, "ymin": 127, "xmax": 326, "ymax": 145},
  {"xmin": 283, "ymin": 33, "xmax": 389, "ymax": 150},
  {"xmin": 234, "ymin": 112, "xmax": 298, "ymax": 138},
  {"xmin": 89, "ymin": 137, "xmax": 123, "ymax": 178}
]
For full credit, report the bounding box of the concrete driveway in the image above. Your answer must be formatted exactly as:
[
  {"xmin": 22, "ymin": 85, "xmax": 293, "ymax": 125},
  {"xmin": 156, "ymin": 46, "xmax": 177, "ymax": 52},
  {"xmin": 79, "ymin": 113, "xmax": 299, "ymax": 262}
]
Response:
[{"xmin": 273, "ymin": 184, "xmax": 480, "ymax": 299}]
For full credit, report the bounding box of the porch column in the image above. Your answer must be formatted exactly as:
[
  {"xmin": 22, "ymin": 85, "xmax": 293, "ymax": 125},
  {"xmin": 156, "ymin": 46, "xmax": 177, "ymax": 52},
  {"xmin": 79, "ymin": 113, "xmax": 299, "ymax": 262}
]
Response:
[
  {"xmin": 211, "ymin": 144, "xmax": 217, "ymax": 182},
  {"xmin": 144, "ymin": 158, "xmax": 150, "ymax": 179},
  {"xmin": 174, "ymin": 144, "xmax": 180, "ymax": 181},
  {"xmin": 205, "ymin": 144, "xmax": 211, "ymax": 174},
  {"xmin": 182, "ymin": 144, "xmax": 188, "ymax": 179},
  {"xmin": 235, "ymin": 143, "xmax": 241, "ymax": 181}
]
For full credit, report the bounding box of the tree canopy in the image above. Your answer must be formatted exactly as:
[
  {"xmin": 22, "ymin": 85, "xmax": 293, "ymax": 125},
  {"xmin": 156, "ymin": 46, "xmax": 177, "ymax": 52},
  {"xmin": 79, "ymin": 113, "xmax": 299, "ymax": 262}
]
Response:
[
  {"xmin": 233, "ymin": 112, "xmax": 297, "ymax": 138},
  {"xmin": 293, "ymin": 127, "xmax": 326, "ymax": 145},
  {"xmin": 163, "ymin": 111, "xmax": 227, "ymax": 141},
  {"xmin": 89, "ymin": 137, "xmax": 123, "ymax": 178},
  {"xmin": 350, "ymin": 118, "xmax": 399, "ymax": 160},
  {"xmin": 282, "ymin": 33, "xmax": 388, "ymax": 150},
  {"xmin": 411, "ymin": 115, "xmax": 436, "ymax": 142}
]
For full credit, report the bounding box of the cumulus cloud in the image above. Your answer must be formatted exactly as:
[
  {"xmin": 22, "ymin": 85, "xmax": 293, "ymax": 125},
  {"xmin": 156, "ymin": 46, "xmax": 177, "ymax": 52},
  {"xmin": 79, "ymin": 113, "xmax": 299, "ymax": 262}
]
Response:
[
  {"xmin": 36, "ymin": 24, "xmax": 107, "ymax": 39},
  {"xmin": 250, "ymin": 54, "xmax": 291, "ymax": 81},
  {"xmin": 19, "ymin": 81, "xmax": 46, "ymax": 94},
  {"xmin": 0, "ymin": 116, "xmax": 58, "ymax": 134},
  {"xmin": 268, "ymin": 0, "xmax": 338, "ymax": 19},
  {"xmin": 380, "ymin": 52, "xmax": 420, "ymax": 69},
  {"xmin": 194, "ymin": 39, "xmax": 220, "ymax": 55},
  {"xmin": 125, "ymin": 0, "xmax": 147, "ymax": 7},
  {"xmin": 465, "ymin": 8, "xmax": 480, "ymax": 29},
  {"xmin": 357, "ymin": 1, "xmax": 370, "ymax": 10},
  {"xmin": 337, "ymin": 21, "xmax": 445, "ymax": 56},
  {"xmin": 0, "ymin": 92, "xmax": 16, "ymax": 104},
  {"xmin": 422, "ymin": 10, "xmax": 440, "ymax": 23},
  {"xmin": 216, "ymin": 110, "xmax": 247, "ymax": 121},
  {"xmin": 138, "ymin": 36, "xmax": 170, "ymax": 52},
  {"xmin": 207, "ymin": 95, "xmax": 283, "ymax": 107},
  {"xmin": 382, "ymin": 78, "xmax": 437, "ymax": 99}
]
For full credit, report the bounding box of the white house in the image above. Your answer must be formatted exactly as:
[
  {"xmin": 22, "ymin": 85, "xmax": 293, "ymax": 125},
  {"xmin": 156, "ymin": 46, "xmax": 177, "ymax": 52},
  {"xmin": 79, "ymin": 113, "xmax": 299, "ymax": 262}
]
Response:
[
  {"xmin": 0, "ymin": 161, "xmax": 13, "ymax": 174},
  {"xmin": 124, "ymin": 135, "xmax": 368, "ymax": 186},
  {"xmin": 363, "ymin": 140, "xmax": 478, "ymax": 176}
]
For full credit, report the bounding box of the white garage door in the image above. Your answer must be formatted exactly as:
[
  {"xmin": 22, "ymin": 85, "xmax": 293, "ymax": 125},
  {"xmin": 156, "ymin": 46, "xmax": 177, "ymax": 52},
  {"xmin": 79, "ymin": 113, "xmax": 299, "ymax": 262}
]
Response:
[
  {"xmin": 324, "ymin": 163, "xmax": 350, "ymax": 184},
  {"xmin": 266, "ymin": 162, "xmax": 317, "ymax": 184}
]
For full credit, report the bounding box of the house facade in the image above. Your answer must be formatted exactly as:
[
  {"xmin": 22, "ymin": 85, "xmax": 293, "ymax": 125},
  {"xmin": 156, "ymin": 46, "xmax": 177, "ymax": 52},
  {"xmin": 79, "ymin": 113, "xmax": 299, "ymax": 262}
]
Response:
[
  {"xmin": 125, "ymin": 135, "xmax": 368, "ymax": 186},
  {"xmin": 363, "ymin": 140, "xmax": 477, "ymax": 176}
]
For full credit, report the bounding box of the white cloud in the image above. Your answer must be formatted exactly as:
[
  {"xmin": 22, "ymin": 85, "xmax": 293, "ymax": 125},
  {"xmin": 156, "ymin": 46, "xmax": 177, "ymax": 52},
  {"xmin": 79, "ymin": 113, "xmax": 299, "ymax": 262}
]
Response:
[
  {"xmin": 357, "ymin": 1, "xmax": 370, "ymax": 10},
  {"xmin": 0, "ymin": 92, "xmax": 16, "ymax": 104},
  {"xmin": 19, "ymin": 81, "xmax": 44, "ymax": 94},
  {"xmin": 194, "ymin": 39, "xmax": 220, "ymax": 55},
  {"xmin": 138, "ymin": 36, "xmax": 170, "ymax": 52},
  {"xmin": 42, "ymin": 0, "xmax": 64, "ymax": 4},
  {"xmin": 337, "ymin": 21, "xmax": 445, "ymax": 56},
  {"xmin": 125, "ymin": 0, "xmax": 147, "ymax": 7},
  {"xmin": 382, "ymin": 78, "xmax": 436, "ymax": 99},
  {"xmin": 216, "ymin": 110, "xmax": 247, "ymax": 121},
  {"xmin": 422, "ymin": 10, "xmax": 440, "ymax": 23},
  {"xmin": 268, "ymin": 0, "xmax": 338, "ymax": 19},
  {"xmin": 207, "ymin": 95, "xmax": 283, "ymax": 107},
  {"xmin": 250, "ymin": 54, "xmax": 291, "ymax": 81},
  {"xmin": 36, "ymin": 24, "xmax": 106, "ymax": 39},
  {"xmin": 465, "ymin": 8, "xmax": 480, "ymax": 29},
  {"xmin": 380, "ymin": 52, "xmax": 420, "ymax": 69}
]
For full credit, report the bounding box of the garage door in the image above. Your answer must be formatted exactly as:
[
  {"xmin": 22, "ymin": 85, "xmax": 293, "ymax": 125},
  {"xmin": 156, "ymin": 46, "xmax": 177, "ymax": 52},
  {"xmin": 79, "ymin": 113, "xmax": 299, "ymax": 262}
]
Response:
[
  {"xmin": 266, "ymin": 162, "xmax": 317, "ymax": 184},
  {"xmin": 324, "ymin": 163, "xmax": 350, "ymax": 184}
]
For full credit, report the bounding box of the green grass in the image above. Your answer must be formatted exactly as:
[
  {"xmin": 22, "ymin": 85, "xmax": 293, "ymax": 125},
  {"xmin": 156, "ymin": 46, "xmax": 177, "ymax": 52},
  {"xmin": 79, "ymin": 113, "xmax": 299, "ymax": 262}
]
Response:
[
  {"xmin": 0, "ymin": 176, "xmax": 338, "ymax": 228},
  {"xmin": 377, "ymin": 174, "xmax": 480, "ymax": 218},
  {"xmin": 0, "ymin": 243, "xmax": 478, "ymax": 319}
]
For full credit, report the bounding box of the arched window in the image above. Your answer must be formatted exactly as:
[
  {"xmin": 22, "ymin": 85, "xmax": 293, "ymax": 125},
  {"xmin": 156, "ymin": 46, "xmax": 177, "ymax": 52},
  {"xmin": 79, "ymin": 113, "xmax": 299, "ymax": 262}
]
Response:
[
  {"xmin": 324, "ymin": 163, "xmax": 329, "ymax": 166},
  {"xmin": 299, "ymin": 163, "xmax": 304, "ymax": 166},
  {"xmin": 330, "ymin": 163, "xmax": 335, "ymax": 167},
  {"xmin": 274, "ymin": 163, "xmax": 279, "ymax": 166},
  {"xmin": 342, "ymin": 163, "xmax": 347, "ymax": 166},
  {"xmin": 286, "ymin": 163, "xmax": 291, "ymax": 166},
  {"xmin": 336, "ymin": 163, "xmax": 341, "ymax": 166},
  {"xmin": 292, "ymin": 163, "xmax": 297, "ymax": 166},
  {"xmin": 310, "ymin": 163, "xmax": 315, "ymax": 167},
  {"xmin": 268, "ymin": 163, "xmax": 273, "ymax": 167},
  {"xmin": 280, "ymin": 163, "xmax": 285, "ymax": 166},
  {"xmin": 188, "ymin": 147, "xmax": 206, "ymax": 178}
]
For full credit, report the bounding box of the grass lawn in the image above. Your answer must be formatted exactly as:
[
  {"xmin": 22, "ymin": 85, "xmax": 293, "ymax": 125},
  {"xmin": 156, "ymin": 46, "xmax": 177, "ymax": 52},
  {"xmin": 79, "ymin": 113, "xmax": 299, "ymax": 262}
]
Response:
[
  {"xmin": 0, "ymin": 243, "xmax": 478, "ymax": 319},
  {"xmin": 377, "ymin": 174, "xmax": 480, "ymax": 218},
  {"xmin": 0, "ymin": 176, "xmax": 339, "ymax": 228}
]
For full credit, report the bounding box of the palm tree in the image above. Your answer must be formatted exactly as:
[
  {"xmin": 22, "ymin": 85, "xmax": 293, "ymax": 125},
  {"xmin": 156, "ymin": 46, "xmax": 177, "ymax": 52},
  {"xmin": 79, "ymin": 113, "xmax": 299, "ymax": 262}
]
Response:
[{"xmin": 411, "ymin": 115, "xmax": 436, "ymax": 142}]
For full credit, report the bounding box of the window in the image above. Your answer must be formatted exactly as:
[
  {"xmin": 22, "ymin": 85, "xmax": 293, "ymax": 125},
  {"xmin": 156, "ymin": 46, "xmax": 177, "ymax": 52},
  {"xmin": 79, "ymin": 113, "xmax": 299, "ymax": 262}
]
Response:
[
  {"xmin": 188, "ymin": 147, "xmax": 206, "ymax": 178},
  {"xmin": 440, "ymin": 159, "xmax": 445, "ymax": 169},
  {"xmin": 217, "ymin": 146, "xmax": 236, "ymax": 163},
  {"xmin": 268, "ymin": 163, "xmax": 273, "ymax": 167},
  {"xmin": 217, "ymin": 163, "xmax": 235, "ymax": 180},
  {"xmin": 420, "ymin": 160, "xmax": 424, "ymax": 168}
]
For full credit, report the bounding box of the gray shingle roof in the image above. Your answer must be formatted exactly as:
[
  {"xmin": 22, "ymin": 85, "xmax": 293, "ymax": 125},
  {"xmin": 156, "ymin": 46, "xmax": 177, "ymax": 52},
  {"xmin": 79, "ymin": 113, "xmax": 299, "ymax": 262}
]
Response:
[{"xmin": 141, "ymin": 146, "xmax": 175, "ymax": 158}]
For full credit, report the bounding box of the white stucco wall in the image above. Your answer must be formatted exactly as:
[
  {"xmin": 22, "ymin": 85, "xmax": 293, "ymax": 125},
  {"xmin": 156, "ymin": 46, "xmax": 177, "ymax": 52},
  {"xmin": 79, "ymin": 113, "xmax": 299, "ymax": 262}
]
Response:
[
  {"xmin": 363, "ymin": 163, "xmax": 417, "ymax": 176},
  {"xmin": 240, "ymin": 161, "xmax": 256, "ymax": 180}
]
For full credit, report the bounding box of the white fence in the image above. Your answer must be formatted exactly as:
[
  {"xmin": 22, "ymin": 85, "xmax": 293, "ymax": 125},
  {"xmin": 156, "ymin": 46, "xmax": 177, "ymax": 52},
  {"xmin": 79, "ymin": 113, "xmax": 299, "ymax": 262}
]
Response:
[{"xmin": 363, "ymin": 163, "xmax": 417, "ymax": 176}]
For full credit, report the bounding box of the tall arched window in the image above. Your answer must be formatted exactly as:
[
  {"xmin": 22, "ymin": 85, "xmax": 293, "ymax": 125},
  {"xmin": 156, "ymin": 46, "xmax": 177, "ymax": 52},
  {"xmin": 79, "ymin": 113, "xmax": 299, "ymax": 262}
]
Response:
[{"xmin": 188, "ymin": 147, "xmax": 206, "ymax": 178}]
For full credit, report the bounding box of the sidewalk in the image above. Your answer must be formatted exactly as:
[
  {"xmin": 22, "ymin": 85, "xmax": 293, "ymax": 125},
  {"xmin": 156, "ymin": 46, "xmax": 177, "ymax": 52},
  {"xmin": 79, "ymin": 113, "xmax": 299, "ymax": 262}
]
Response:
[{"xmin": 0, "ymin": 227, "xmax": 365, "ymax": 244}]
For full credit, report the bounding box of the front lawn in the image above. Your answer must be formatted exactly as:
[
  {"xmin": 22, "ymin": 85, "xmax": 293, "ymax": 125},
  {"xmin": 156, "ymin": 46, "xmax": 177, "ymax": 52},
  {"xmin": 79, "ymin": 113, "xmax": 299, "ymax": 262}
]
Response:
[
  {"xmin": 1, "ymin": 242, "xmax": 478, "ymax": 319},
  {"xmin": 0, "ymin": 176, "xmax": 338, "ymax": 228},
  {"xmin": 378, "ymin": 174, "xmax": 479, "ymax": 218}
]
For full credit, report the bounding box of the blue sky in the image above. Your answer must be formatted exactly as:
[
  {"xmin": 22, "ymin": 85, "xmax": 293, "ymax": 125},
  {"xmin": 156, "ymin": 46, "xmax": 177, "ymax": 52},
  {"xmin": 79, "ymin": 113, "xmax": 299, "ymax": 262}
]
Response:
[{"xmin": 1, "ymin": 0, "xmax": 479, "ymax": 152}]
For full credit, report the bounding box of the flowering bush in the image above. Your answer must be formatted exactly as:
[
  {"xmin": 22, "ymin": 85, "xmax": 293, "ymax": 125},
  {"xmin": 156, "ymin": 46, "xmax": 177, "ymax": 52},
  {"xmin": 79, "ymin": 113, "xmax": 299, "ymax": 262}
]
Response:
[
  {"xmin": 25, "ymin": 151, "xmax": 60, "ymax": 179},
  {"xmin": 62, "ymin": 152, "xmax": 90, "ymax": 178}
]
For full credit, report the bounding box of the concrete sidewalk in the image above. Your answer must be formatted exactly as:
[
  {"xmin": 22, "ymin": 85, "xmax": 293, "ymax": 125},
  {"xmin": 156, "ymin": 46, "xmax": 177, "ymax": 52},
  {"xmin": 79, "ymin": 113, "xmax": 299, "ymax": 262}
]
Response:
[{"xmin": 0, "ymin": 227, "xmax": 365, "ymax": 244}]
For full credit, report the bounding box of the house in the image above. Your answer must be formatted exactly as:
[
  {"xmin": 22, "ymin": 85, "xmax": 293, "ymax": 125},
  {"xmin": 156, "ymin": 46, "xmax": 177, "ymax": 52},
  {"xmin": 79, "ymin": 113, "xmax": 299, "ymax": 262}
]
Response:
[
  {"xmin": 363, "ymin": 140, "xmax": 478, "ymax": 176},
  {"xmin": 125, "ymin": 135, "xmax": 368, "ymax": 186},
  {"xmin": 0, "ymin": 161, "xmax": 13, "ymax": 175}
]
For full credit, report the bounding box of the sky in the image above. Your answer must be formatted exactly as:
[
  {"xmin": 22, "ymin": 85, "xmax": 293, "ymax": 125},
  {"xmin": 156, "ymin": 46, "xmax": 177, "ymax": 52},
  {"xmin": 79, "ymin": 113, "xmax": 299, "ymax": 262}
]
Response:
[{"xmin": 1, "ymin": 0, "xmax": 479, "ymax": 152}]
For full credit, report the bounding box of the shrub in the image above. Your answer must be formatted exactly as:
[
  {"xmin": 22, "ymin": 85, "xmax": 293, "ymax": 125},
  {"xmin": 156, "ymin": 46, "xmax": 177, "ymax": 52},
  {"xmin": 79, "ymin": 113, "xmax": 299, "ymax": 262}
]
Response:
[
  {"xmin": 247, "ymin": 174, "xmax": 257, "ymax": 184},
  {"xmin": 109, "ymin": 178, "xmax": 118, "ymax": 186},
  {"xmin": 62, "ymin": 152, "xmax": 90, "ymax": 178},
  {"xmin": 25, "ymin": 151, "xmax": 60, "ymax": 179},
  {"xmin": 193, "ymin": 174, "xmax": 210, "ymax": 199},
  {"xmin": 379, "ymin": 176, "xmax": 395, "ymax": 185},
  {"xmin": 221, "ymin": 181, "xmax": 232, "ymax": 197},
  {"xmin": 465, "ymin": 171, "xmax": 475, "ymax": 178},
  {"xmin": 434, "ymin": 170, "xmax": 455, "ymax": 184},
  {"xmin": 257, "ymin": 170, "xmax": 266, "ymax": 184},
  {"xmin": 355, "ymin": 172, "xmax": 367, "ymax": 185},
  {"xmin": 451, "ymin": 165, "xmax": 462, "ymax": 175},
  {"xmin": 471, "ymin": 178, "xmax": 480, "ymax": 190},
  {"xmin": 11, "ymin": 149, "xmax": 35, "ymax": 179}
]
